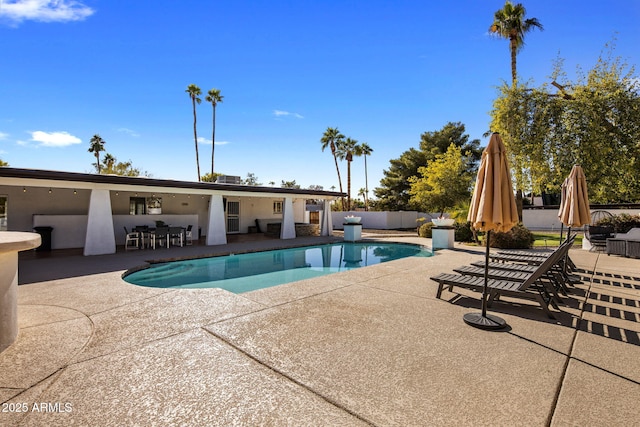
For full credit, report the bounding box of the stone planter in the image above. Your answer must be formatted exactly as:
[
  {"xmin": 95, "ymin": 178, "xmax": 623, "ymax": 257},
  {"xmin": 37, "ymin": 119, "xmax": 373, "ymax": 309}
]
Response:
[
  {"xmin": 344, "ymin": 216, "xmax": 362, "ymax": 224},
  {"xmin": 432, "ymin": 218, "xmax": 455, "ymax": 227}
]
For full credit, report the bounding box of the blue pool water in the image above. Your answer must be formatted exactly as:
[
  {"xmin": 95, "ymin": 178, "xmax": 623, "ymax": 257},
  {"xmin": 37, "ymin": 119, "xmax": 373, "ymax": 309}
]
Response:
[{"xmin": 123, "ymin": 242, "xmax": 431, "ymax": 293}]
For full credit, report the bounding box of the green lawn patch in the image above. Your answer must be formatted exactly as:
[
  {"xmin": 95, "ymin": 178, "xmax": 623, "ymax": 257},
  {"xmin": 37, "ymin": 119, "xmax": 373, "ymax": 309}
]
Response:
[{"xmin": 532, "ymin": 232, "xmax": 582, "ymax": 248}]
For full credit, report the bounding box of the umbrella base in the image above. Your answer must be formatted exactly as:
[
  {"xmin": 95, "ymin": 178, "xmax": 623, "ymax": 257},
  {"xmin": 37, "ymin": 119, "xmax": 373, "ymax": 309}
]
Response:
[{"xmin": 463, "ymin": 312, "xmax": 507, "ymax": 330}]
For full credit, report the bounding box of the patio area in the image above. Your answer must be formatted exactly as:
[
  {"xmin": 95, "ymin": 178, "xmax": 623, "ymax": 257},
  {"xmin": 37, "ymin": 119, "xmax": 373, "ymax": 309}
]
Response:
[{"xmin": 1, "ymin": 233, "xmax": 639, "ymax": 426}]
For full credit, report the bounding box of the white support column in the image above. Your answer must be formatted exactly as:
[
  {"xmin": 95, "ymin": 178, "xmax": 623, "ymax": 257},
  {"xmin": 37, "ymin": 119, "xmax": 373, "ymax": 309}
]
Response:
[
  {"xmin": 320, "ymin": 200, "xmax": 333, "ymax": 236},
  {"xmin": 84, "ymin": 189, "xmax": 116, "ymax": 256},
  {"xmin": 207, "ymin": 194, "xmax": 227, "ymax": 245},
  {"xmin": 281, "ymin": 196, "xmax": 296, "ymax": 239}
]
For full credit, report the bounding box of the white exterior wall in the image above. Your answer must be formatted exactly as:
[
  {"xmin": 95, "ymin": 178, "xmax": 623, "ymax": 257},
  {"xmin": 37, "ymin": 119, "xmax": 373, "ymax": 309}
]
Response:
[
  {"xmin": 238, "ymin": 196, "xmax": 307, "ymax": 233},
  {"xmin": 332, "ymin": 211, "xmax": 431, "ymax": 229},
  {"xmin": 522, "ymin": 208, "xmax": 640, "ymax": 231}
]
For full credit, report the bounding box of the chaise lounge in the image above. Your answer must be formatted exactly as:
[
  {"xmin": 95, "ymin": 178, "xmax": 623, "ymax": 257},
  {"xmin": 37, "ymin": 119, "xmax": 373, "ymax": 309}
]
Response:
[{"xmin": 431, "ymin": 237, "xmax": 577, "ymax": 319}]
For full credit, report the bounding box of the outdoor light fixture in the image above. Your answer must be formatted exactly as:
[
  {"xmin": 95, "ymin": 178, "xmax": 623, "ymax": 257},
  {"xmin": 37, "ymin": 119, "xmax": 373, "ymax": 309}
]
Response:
[
  {"xmin": 73, "ymin": 189, "xmax": 77, "ymax": 195},
  {"xmin": 48, "ymin": 188, "xmax": 52, "ymax": 194},
  {"xmin": 23, "ymin": 187, "xmax": 26, "ymax": 193}
]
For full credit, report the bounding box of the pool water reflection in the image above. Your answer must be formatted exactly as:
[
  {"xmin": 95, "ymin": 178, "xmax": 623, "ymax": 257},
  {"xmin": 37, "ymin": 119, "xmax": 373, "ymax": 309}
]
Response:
[{"xmin": 123, "ymin": 242, "xmax": 431, "ymax": 293}]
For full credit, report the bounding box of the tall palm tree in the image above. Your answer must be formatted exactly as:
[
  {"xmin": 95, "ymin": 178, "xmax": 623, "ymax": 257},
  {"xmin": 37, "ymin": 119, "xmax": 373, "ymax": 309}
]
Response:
[
  {"xmin": 355, "ymin": 142, "xmax": 373, "ymax": 211},
  {"xmin": 88, "ymin": 134, "xmax": 106, "ymax": 173},
  {"xmin": 186, "ymin": 84, "xmax": 202, "ymax": 181},
  {"xmin": 336, "ymin": 137, "xmax": 360, "ymax": 211},
  {"xmin": 320, "ymin": 127, "xmax": 345, "ymax": 206},
  {"xmin": 205, "ymin": 88, "xmax": 224, "ymax": 176},
  {"xmin": 489, "ymin": 1, "xmax": 543, "ymax": 85}
]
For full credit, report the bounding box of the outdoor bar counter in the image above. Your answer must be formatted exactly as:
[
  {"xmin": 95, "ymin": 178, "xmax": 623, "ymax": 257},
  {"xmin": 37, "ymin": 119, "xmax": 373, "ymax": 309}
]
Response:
[{"xmin": 0, "ymin": 232, "xmax": 41, "ymax": 352}]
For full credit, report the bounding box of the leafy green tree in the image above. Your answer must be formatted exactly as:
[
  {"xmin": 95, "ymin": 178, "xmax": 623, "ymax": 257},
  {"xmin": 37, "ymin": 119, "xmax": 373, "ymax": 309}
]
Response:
[
  {"xmin": 243, "ymin": 172, "xmax": 261, "ymax": 186},
  {"xmin": 408, "ymin": 144, "xmax": 474, "ymax": 217},
  {"xmin": 356, "ymin": 142, "xmax": 373, "ymax": 210},
  {"xmin": 374, "ymin": 122, "xmax": 481, "ymax": 211},
  {"xmin": 320, "ymin": 127, "xmax": 345, "ymax": 206},
  {"xmin": 201, "ymin": 172, "xmax": 222, "ymax": 182},
  {"xmin": 490, "ymin": 41, "xmax": 640, "ymax": 205},
  {"xmin": 88, "ymin": 134, "xmax": 106, "ymax": 173},
  {"xmin": 489, "ymin": 1, "xmax": 543, "ymax": 84},
  {"xmin": 111, "ymin": 160, "xmax": 144, "ymax": 177},
  {"xmin": 335, "ymin": 137, "xmax": 360, "ymax": 210},
  {"xmin": 186, "ymin": 84, "xmax": 202, "ymax": 181},
  {"xmin": 281, "ymin": 180, "xmax": 300, "ymax": 189},
  {"xmin": 205, "ymin": 88, "xmax": 223, "ymax": 176},
  {"xmin": 0, "ymin": 159, "xmax": 8, "ymax": 166}
]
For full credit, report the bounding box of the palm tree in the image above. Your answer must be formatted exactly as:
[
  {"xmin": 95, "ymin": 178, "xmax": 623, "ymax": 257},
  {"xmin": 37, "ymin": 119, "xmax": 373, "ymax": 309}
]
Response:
[
  {"xmin": 320, "ymin": 127, "xmax": 346, "ymax": 207},
  {"xmin": 355, "ymin": 142, "xmax": 373, "ymax": 211},
  {"xmin": 358, "ymin": 188, "xmax": 366, "ymax": 206},
  {"xmin": 186, "ymin": 84, "xmax": 202, "ymax": 181},
  {"xmin": 489, "ymin": 1, "xmax": 543, "ymax": 85},
  {"xmin": 205, "ymin": 88, "xmax": 224, "ymax": 176},
  {"xmin": 88, "ymin": 134, "xmax": 106, "ymax": 173},
  {"xmin": 336, "ymin": 137, "xmax": 360, "ymax": 211},
  {"xmin": 102, "ymin": 153, "xmax": 116, "ymax": 174}
]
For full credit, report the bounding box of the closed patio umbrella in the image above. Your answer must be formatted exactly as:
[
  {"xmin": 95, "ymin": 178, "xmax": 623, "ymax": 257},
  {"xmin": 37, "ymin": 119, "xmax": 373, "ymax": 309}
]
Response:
[
  {"xmin": 558, "ymin": 165, "xmax": 590, "ymax": 274},
  {"xmin": 465, "ymin": 132, "xmax": 518, "ymax": 329},
  {"xmin": 558, "ymin": 165, "xmax": 591, "ymax": 230}
]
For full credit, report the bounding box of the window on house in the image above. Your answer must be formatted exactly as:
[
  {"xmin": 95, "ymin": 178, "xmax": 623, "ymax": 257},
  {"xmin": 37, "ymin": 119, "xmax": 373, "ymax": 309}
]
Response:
[
  {"xmin": 129, "ymin": 197, "xmax": 147, "ymax": 215},
  {"xmin": 273, "ymin": 201, "xmax": 283, "ymax": 214}
]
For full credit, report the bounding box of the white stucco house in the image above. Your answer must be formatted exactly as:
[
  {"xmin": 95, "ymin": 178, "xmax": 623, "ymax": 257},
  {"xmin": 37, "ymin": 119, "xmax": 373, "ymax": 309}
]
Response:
[{"xmin": 0, "ymin": 167, "xmax": 342, "ymax": 256}]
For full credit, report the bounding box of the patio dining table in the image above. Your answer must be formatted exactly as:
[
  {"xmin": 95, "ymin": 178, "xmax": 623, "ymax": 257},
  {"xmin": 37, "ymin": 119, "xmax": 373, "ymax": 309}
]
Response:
[{"xmin": 133, "ymin": 226, "xmax": 186, "ymax": 249}]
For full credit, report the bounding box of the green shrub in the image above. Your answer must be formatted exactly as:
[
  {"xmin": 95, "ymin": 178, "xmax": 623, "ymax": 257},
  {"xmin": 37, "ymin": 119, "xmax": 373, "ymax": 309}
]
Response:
[
  {"xmin": 418, "ymin": 222, "xmax": 433, "ymax": 238},
  {"xmin": 595, "ymin": 213, "xmax": 640, "ymax": 233},
  {"xmin": 454, "ymin": 221, "xmax": 475, "ymax": 242},
  {"xmin": 489, "ymin": 223, "xmax": 535, "ymax": 249}
]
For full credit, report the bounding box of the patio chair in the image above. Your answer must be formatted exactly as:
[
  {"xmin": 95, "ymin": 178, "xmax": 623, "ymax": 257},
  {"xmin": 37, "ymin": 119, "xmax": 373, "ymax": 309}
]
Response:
[
  {"xmin": 185, "ymin": 225, "xmax": 193, "ymax": 245},
  {"xmin": 124, "ymin": 227, "xmax": 139, "ymax": 251},
  {"xmin": 585, "ymin": 225, "xmax": 614, "ymax": 252},
  {"xmin": 154, "ymin": 227, "xmax": 169, "ymax": 249},
  {"xmin": 169, "ymin": 227, "xmax": 184, "ymax": 247}
]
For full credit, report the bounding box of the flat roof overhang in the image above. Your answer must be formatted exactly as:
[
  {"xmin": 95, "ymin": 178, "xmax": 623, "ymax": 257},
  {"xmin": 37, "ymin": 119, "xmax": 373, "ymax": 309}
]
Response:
[{"xmin": 0, "ymin": 167, "xmax": 346, "ymax": 199}]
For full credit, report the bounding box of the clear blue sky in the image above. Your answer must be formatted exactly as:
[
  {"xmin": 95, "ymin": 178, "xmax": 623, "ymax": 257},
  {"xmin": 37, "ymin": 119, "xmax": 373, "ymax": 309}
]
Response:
[{"xmin": 1, "ymin": 1, "xmax": 638, "ymax": 199}]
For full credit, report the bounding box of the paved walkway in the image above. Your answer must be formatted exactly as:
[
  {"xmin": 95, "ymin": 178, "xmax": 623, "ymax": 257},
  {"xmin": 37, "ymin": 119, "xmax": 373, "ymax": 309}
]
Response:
[{"xmin": 1, "ymin": 235, "xmax": 639, "ymax": 426}]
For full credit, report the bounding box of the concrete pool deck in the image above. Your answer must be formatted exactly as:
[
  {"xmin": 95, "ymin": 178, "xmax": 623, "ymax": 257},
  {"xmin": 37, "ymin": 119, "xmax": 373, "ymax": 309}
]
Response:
[{"xmin": 1, "ymin": 234, "xmax": 639, "ymax": 426}]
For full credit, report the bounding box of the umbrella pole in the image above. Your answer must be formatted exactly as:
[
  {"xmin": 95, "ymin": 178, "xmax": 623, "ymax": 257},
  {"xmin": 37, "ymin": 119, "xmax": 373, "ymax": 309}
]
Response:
[
  {"xmin": 463, "ymin": 230, "xmax": 507, "ymax": 330},
  {"xmin": 481, "ymin": 230, "xmax": 490, "ymax": 317}
]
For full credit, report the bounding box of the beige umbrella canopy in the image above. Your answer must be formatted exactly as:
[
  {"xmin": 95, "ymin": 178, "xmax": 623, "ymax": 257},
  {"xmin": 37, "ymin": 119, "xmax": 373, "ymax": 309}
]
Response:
[
  {"xmin": 558, "ymin": 165, "xmax": 591, "ymax": 228},
  {"xmin": 464, "ymin": 132, "xmax": 518, "ymax": 330},
  {"xmin": 467, "ymin": 133, "xmax": 518, "ymax": 233}
]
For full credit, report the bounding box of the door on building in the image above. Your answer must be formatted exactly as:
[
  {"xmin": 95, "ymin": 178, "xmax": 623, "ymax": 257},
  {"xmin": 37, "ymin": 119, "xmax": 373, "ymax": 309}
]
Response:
[
  {"xmin": 226, "ymin": 200, "xmax": 240, "ymax": 233},
  {"xmin": 0, "ymin": 195, "xmax": 7, "ymax": 231},
  {"xmin": 309, "ymin": 211, "xmax": 320, "ymax": 225}
]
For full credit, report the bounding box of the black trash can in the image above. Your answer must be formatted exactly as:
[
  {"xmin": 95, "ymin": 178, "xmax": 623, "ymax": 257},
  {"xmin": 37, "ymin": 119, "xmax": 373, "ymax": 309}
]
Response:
[{"xmin": 33, "ymin": 226, "xmax": 54, "ymax": 252}]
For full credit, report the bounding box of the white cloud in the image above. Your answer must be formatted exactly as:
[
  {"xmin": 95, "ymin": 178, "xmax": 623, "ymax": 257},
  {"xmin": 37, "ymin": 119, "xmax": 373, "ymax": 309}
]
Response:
[
  {"xmin": 197, "ymin": 137, "xmax": 229, "ymax": 146},
  {"xmin": 0, "ymin": 131, "xmax": 8, "ymax": 140},
  {"xmin": 273, "ymin": 110, "xmax": 304, "ymax": 119},
  {"xmin": 30, "ymin": 130, "xmax": 81, "ymax": 147},
  {"xmin": 117, "ymin": 127, "xmax": 140, "ymax": 137},
  {"xmin": 0, "ymin": 0, "xmax": 94, "ymax": 24}
]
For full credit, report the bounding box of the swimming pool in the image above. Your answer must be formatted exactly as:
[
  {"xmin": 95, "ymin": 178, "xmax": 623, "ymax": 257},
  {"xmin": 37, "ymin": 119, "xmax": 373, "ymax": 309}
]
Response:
[{"xmin": 123, "ymin": 242, "xmax": 431, "ymax": 293}]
